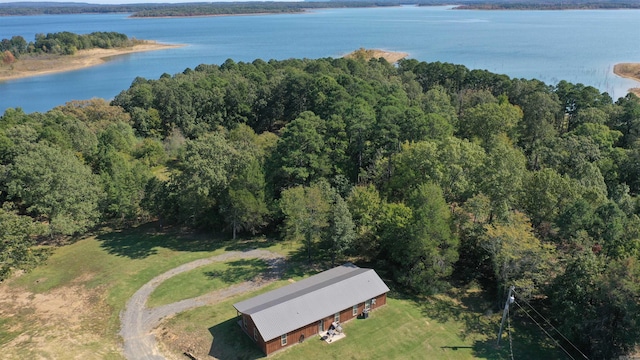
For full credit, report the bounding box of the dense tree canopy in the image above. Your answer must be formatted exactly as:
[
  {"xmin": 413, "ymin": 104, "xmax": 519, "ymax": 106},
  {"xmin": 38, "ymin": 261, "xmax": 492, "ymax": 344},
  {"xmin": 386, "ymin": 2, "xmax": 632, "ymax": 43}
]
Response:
[{"xmin": 3, "ymin": 55, "xmax": 640, "ymax": 357}]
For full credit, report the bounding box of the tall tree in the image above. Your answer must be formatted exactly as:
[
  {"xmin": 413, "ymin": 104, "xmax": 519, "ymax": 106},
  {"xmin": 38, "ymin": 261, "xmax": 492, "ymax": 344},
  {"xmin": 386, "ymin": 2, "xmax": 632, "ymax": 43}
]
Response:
[
  {"xmin": 380, "ymin": 183, "xmax": 458, "ymax": 293},
  {"xmin": 458, "ymin": 100, "xmax": 522, "ymax": 147},
  {"xmin": 268, "ymin": 111, "xmax": 330, "ymax": 192},
  {"xmin": 478, "ymin": 136, "xmax": 527, "ymax": 220},
  {"xmin": 482, "ymin": 211, "xmax": 555, "ymax": 297},
  {"xmin": 279, "ymin": 184, "xmax": 330, "ymax": 262},
  {"xmin": 220, "ymin": 157, "xmax": 269, "ymax": 239},
  {"xmin": 324, "ymin": 193, "xmax": 355, "ymax": 266},
  {"xmin": 172, "ymin": 132, "xmax": 236, "ymax": 228},
  {"xmin": 346, "ymin": 184, "xmax": 383, "ymax": 259},
  {"xmin": 3, "ymin": 142, "xmax": 103, "ymax": 236}
]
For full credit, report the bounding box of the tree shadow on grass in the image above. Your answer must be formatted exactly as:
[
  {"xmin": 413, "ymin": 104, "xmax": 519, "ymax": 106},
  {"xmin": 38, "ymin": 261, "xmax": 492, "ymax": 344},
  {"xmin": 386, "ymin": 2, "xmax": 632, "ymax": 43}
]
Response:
[
  {"xmin": 97, "ymin": 222, "xmax": 228, "ymax": 259},
  {"xmin": 472, "ymin": 312, "xmax": 568, "ymax": 360},
  {"xmin": 223, "ymin": 236, "xmax": 280, "ymax": 252},
  {"xmin": 204, "ymin": 258, "xmax": 270, "ymax": 284},
  {"xmin": 208, "ymin": 318, "xmax": 265, "ymax": 360},
  {"xmin": 414, "ymin": 286, "xmax": 568, "ymax": 359}
]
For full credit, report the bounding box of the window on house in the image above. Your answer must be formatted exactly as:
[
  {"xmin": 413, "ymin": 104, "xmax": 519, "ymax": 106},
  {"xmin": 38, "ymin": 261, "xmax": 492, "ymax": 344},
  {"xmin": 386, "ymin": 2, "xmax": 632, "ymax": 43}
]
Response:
[
  {"xmin": 365, "ymin": 299, "xmax": 372, "ymax": 311},
  {"xmin": 352, "ymin": 304, "xmax": 358, "ymax": 316},
  {"xmin": 281, "ymin": 333, "xmax": 287, "ymax": 346},
  {"xmin": 254, "ymin": 327, "xmax": 257, "ymax": 341},
  {"xmin": 334, "ymin": 312, "xmax": 340, "ymax": 323},
  {"xmin": 243, "ymin": 315, "xmax": 247, "ymax": 329}
]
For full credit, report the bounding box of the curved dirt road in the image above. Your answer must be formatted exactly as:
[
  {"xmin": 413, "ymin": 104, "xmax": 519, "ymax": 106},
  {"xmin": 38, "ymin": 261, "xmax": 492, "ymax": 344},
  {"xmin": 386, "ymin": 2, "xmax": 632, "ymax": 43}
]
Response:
[{"xmin": 119, "ymin": 249, "xmax": 285, "ymax": 360}]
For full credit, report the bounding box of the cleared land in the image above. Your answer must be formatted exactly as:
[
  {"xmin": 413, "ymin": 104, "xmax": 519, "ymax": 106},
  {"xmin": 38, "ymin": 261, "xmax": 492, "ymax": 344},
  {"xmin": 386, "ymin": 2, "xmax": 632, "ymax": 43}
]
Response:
[
  {"xmin": 0, "ymin": 42, "xmax": 182, "ymax": 82},
  {"xmin": 0, "ymin": 226, "xmax": 565, "ymax": 359},
  {"xmin": 613, "ymin": 63, "xmax": 640, "ymax": 97}
]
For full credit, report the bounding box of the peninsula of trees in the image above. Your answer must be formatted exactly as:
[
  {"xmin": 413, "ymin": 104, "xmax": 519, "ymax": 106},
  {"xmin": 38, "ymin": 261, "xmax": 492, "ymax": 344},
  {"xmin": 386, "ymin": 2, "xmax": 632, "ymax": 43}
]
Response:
[
  {"xmin": 0, "ymin": 32, "xmax": 179, "ymax": 81},
  {"xmin": 2, "ymin": 31, "xmax": 145, "ymax": 58},
  {"xmin": 2, "ymin": 55, "xmax": 640, "ymax": 358}
]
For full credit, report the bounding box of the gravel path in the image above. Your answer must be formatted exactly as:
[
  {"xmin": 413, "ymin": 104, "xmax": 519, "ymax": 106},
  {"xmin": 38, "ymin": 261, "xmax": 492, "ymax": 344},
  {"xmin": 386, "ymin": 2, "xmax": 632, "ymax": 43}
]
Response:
[{"xmin": 119, "ymin": 249, "xmax": 286, "ymax": 360}]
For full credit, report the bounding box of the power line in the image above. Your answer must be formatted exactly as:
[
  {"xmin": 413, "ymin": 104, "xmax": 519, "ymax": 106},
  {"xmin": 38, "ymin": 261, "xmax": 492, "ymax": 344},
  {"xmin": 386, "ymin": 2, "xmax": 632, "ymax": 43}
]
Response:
[
  {"xmin": 512, "ymin": 290, "xmax": 589, "ymax": 360},
  {"xmin": 513, "ymin": 299, "xmax": 576, "ymax": 360}
]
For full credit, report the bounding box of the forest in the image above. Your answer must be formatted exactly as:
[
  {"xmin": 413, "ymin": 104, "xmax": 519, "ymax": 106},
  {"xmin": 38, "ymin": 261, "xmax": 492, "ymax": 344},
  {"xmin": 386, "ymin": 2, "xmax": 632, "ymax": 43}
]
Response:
[{"xmin": 1, "ymin": 56, "xmax": 640, "ymax": 358}]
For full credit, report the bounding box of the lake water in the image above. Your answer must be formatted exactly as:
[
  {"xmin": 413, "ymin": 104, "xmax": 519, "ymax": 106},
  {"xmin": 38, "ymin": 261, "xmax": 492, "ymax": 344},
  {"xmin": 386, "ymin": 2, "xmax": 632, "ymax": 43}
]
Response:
[{"xmin": 1, "ymin": 6, "xmax": 639, "ymax": 113}]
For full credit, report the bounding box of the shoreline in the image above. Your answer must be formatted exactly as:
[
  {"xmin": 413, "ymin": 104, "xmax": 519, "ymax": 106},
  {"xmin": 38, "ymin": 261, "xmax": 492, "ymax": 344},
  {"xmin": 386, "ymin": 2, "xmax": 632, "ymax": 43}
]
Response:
[
  {"xmin": 343, "ymin": 48, "xmax": 409, "ymax": 63},
  {"xmin": 0, "ymin": 41, "xmax": 184, "ymax": 82},
  {"xmin": 613, "ymin": 63, "xmax": 640, "ymax": 97}
]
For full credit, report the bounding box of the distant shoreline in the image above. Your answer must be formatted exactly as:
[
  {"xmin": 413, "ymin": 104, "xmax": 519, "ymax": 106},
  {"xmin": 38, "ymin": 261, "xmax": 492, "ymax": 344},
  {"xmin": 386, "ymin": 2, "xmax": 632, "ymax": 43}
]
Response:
[
  {"xmin": 0, "ymin": 41, "xmax": 183, "ymax": 82},
  {"xmin": 343, "ymin": 48, "xmax": 409, "ymax": 63},
  {"xmin": 613, "ymin": 63, "xmax": 640, "ymax": 97}
]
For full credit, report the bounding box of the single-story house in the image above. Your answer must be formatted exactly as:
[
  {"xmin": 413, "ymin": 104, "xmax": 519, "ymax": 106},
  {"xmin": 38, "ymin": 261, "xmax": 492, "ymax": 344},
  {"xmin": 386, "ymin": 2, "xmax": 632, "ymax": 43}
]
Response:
[{"xmin": 232, "ymin": 263, "xmax": 390, "ymax": 355}]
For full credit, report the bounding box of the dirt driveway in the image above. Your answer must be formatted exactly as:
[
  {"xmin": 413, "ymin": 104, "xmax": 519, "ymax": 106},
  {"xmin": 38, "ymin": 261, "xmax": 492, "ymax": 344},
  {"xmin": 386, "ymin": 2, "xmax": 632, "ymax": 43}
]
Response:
[{"xmin": 119, "ymin": 249, "xmax": 285, "ymax": 360}]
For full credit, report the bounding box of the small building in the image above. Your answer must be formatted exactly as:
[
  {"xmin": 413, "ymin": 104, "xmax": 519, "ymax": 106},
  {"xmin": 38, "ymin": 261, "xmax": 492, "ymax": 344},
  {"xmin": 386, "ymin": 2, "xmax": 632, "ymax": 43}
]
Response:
[{"xmin": 232, "ymin": 263, "xmax": 390, "ymax": 356}]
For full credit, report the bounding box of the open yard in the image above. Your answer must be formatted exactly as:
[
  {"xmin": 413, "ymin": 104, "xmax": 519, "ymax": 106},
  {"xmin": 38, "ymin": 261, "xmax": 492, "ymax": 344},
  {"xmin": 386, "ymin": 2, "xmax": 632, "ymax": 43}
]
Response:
[
  {"xmin": 0, "ymin": 225, "xmax": 567, "ymax": 359},
  {"xmin": 156, "ymin": 284, "xmax": 567, "ymax": 360}
]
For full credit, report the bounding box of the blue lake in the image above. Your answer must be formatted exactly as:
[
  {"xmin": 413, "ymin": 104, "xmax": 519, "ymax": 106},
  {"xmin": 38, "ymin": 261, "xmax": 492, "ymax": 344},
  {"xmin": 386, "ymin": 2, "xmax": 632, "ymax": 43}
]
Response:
[{"xmin": 1, "ymin": 6, "xmax": 639, "ymax": 113}]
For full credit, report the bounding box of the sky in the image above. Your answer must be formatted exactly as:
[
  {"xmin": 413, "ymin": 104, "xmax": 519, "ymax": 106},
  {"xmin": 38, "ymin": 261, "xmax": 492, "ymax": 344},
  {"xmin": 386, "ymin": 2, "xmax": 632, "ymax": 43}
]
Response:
[{"xmin": 0, "ymin": 0, "xmax": 299, "ymax": 4}]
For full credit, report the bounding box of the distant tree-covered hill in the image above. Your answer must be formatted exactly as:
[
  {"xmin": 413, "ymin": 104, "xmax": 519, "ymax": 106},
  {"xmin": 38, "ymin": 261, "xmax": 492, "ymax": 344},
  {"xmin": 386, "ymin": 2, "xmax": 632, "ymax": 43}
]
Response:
[{"xmin": 1, "ymin": 0, "xmax": 638, "ymax": 16}]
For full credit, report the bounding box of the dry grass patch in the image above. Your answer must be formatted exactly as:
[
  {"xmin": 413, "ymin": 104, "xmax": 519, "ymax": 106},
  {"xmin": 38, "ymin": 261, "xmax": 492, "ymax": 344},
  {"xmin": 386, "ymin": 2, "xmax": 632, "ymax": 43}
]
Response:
[
  {"xmin": 0, "ymin": 279, "xmax": 121, "ymax": 359},
  {"xmin": 344, "ymin": 48, "xmax": 409, "ymax": 63},
  {"xmin": 613, "ymin": 63, "xmax": 640, "ymax": 97}
]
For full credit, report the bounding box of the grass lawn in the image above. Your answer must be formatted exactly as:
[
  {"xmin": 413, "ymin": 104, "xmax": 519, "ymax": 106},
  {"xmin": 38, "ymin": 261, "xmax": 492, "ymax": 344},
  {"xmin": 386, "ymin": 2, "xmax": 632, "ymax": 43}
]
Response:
[
  {"xmin": 147, "ymin": 258, "xmax": 269, "ymax": 307},
  {"xmin": 0, "ymin": 225, "xmax": 292, "ymax": 359},
  {"xmin": 158, "ymin": 281, "xmax": 568, "ymax": 360}
]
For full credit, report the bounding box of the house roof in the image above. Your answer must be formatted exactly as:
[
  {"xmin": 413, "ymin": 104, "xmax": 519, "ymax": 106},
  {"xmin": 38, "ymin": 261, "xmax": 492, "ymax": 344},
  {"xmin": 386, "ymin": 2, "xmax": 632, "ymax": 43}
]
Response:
[{"xmin": 233, "ymin": 263, "xmax": 389, "ymax": 341}]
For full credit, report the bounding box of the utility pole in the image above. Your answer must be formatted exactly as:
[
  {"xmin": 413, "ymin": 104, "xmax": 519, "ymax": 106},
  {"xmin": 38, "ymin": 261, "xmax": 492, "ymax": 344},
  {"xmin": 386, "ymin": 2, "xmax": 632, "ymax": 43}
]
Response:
[{"xmin": 497, "ymin": 286, "xmax": 515, "ymax": 346}]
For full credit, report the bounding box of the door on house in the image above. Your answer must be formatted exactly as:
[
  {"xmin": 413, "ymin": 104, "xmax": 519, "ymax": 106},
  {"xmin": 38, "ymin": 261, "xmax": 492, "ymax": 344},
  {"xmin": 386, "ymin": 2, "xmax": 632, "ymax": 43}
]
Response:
[{"xmin": 318, "ymin": 319, "xmax": 325, "ymax": 333}]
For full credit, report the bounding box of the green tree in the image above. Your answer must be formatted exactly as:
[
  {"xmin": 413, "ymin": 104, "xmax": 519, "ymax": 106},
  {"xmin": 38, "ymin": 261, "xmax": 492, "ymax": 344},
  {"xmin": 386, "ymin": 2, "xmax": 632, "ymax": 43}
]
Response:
[
  {"xmin": 516, "ymin": 91, "xmax": 560, "ymax": 168},
  {"xmin": 172, "ymin": 132, "xmax": 235, "ymax": 228},
  {"xmin": 268, "ymin": 111, "xmax": 330, "ymax": 191},
  {"xmin": 0, "ymin": 204, "xmax": 48, "ymax": 280},
  {"xmin": 324, "ymin": 193, "xmax": 355, "ymax": 266},
  {"xmin": 346, "ymin": 184, "xmax": 383, "ymax": 259},
  {"xmin": 458, "ymin": 100, "xmax": 522, "ymax": 147},
  {"xmin": 421, "ymin": 85, "xmax": 457, "ymax": 131},
  {"xmin": 279, "ymin": 184, "xmax": 330, "ymax": 262},
  {"xmin": 550, "ymin": 253, "xmax": 640, "ymax": 359},
  {"xmin": 482, "ymin": 211, "xmax": 555, "ymax": 297},
  {"xmin": 381, "ymin": 183, "xmax": 458, "ymax": 293},
  {"xmin": 611, "ymin": 93, "xmax": 640, "ymax": 148},
  {"xmin": 98, "ymin": 148, "xmax": 151, "ymax": 222},
  {"xmin": 220, "ymin": 157, "xmax": 269, "ymax": 239},
  {"xmin": 3, "ymin": 143, "xmax": 103, "ymax": 236},
  {"xmin": 518, "ymin": 168, "xmax": 579, "ymax": 230},
  {"xmin": 478, "ymin": 136, "xmax": 527, "ymax": 220}
]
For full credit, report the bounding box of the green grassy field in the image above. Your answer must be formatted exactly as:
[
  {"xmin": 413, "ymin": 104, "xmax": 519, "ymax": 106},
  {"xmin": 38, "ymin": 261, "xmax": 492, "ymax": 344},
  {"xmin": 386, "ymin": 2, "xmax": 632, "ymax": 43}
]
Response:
[
  {"xmin": 147, "ymin": 258, "xmax": 269, "ymax": 307},
  {"xmin": 0, "ymin": 225, "xmax": 567, "ymax": 359},
  {"xmin": 159, "ymin": 283, "xmax": 567, "ymax": 360}
]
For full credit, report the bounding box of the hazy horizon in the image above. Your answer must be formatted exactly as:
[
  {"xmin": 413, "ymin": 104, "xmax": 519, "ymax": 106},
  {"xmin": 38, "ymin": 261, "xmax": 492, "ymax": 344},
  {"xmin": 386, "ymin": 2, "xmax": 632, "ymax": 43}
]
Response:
[{"xmin": 0, "ymin": 0, "xmax": 301, "ymax": 4}]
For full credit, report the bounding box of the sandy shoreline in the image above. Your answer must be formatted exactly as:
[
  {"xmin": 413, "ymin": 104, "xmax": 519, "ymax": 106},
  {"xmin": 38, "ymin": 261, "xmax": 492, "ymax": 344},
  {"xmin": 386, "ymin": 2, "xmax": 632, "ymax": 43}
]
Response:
[
  {"xmin": 613, "ymin": 63, "xmax": 640, "ymax": 97},
  {"xmin": 0, "ymin": 42, "xmax": 183, "ymax": 82},
  {"xmin": 343, "ymin": 48, "xmax": 409, "ymax": 63}
]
